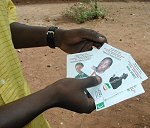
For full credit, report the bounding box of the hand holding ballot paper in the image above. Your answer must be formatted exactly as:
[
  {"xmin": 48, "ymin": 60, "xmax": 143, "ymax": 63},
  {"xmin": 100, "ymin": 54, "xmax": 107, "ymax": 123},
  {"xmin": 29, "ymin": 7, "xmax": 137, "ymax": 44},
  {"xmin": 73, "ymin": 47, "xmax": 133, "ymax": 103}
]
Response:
[{"xmin": 67, "ymin": 43, "xmax": 148, "ymax": 111}]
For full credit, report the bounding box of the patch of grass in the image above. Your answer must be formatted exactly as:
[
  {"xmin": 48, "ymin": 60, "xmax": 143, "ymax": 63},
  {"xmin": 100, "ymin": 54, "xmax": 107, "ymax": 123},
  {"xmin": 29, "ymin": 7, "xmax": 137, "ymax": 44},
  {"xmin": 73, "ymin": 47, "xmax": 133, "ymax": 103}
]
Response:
[{"xmin": 63, "ymin": 1, "xmax": 107, "ymax": 23}]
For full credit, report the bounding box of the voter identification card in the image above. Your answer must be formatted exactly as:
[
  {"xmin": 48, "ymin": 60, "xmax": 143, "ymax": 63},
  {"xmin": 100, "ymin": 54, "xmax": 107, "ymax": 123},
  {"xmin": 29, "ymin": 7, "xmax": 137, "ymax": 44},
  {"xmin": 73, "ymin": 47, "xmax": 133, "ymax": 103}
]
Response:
[
  {"xmin": 67, "ymin": 43, "xmax": 148, "ymax": 112},
  {"xmin": 83, "ymin": 44, "xmax": 148, "ymax": 100}
]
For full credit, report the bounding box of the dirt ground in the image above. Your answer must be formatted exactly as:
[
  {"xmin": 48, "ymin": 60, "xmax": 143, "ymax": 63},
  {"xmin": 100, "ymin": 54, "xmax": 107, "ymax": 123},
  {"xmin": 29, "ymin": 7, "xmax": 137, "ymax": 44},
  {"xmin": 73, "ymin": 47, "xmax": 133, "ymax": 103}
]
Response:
[{"xmin": 16, "ymin": 2, "xmax": 150, "ymax": 128}]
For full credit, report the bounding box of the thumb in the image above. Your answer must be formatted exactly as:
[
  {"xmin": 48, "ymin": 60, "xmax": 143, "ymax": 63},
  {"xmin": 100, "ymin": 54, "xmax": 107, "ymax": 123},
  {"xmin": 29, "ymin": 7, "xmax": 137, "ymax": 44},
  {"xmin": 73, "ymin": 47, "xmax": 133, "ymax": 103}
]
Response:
[
  {"xmin": 83, "ymin": 98, "xmax": 95, "ymax": 113},
  {"xmin": 79, "ymin": 76, "xmax": 102, "ymax": 90},
  {"xmin": 80, "ymin": 29, "xmax": 107, "ymax": 43}
]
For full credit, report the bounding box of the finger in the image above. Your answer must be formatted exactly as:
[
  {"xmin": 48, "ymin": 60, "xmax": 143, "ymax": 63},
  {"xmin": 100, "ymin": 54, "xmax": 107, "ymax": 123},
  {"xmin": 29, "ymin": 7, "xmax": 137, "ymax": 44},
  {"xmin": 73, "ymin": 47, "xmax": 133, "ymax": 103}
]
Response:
[
  {"xmin": 92, "ymin": 35, "xmax": 108, "ymax": 48},
  {"xmin": 76, "ymin": 92, "xmax": 95, "ymax": 113},
  {"xmin": 87, "ymin": 98, "xmax": 96, "ymax": 113},
  {"xmin": 80, "ymin": 40, "xmax": 93, "ymax": 52},
  {"xmin": 93, "ymin": 41, "xmax": 104, "ymax": 49},
  {"xmin": 95, "ymin": 75, "xmax": 103, "ymax": 84},
  {"xmin": 79, "ymin": 76, "xmax": 102, "ymax": 90},
  {"xmin": 99, "ymin": 35, "xmax": 108, "ymax": 43},
  {"xmin": 63, "ymin": 93, "xmax": 95, "ymax": 114},
  {"xmin": 82, "ymin": 97, "xmax": 95, "ymax": 113},
  {"xmin": 80, "ymin": 29, "xmax": 107, "ymax": 43},
  {"xmin": 84, "ymin": 89, "xmax": 92, "ymax": 98}
]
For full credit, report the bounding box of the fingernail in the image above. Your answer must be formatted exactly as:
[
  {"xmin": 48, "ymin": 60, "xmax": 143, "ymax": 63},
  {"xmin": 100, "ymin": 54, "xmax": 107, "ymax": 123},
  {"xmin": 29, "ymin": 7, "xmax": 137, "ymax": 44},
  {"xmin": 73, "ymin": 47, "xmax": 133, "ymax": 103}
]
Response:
[
  {"xmin": 99, "ymin": 36, "xmax": 107, "ymax": 44},
  {"xmin": 92, "ymin": 46, "xmax": 98, "ymax": 49},
  {"xmin": 95, "ymin": 75, "xmax": 102, "ymax": 84},
  {"xmin": 99, "ymin": 36, "xmax": 105, "ymax": 42},
  {"xmin": 99, "ymin": 36, "xmax": 105, "ymax": 40}
]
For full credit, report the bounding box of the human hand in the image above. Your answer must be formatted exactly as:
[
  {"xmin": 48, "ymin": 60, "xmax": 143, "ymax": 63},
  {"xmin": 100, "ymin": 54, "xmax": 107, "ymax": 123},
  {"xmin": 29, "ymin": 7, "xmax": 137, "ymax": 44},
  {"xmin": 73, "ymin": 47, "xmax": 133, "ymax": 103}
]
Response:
[
  {"xmin": 47, "ymin": 76, "xmax": 101, "ymax": 113},
  {"xmin": 54, "ymin": 28, "xmax": 107, "ymax": 53}
]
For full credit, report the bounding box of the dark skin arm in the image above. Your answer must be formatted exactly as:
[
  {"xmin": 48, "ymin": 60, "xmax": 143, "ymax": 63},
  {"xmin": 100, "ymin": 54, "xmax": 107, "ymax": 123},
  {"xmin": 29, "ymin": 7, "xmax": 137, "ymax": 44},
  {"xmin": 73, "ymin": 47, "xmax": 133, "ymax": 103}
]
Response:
[
  {"xmin": 10, "ymin": 22, "xmax": 49, "ymax": 48},
  {"xmin": 2, "ymin": 22, "xmax": 107, "ymax": 128},
  {"xmin": 10, "ymin": 22, "xmax": 107, "ymax": 53},
  {"xmin": 0, "ymin": 77, "xmax": 100, "ymax": 128},
  {"xmin": 0, "ymin": 85, "xmax": 56, "ymax": 128}
]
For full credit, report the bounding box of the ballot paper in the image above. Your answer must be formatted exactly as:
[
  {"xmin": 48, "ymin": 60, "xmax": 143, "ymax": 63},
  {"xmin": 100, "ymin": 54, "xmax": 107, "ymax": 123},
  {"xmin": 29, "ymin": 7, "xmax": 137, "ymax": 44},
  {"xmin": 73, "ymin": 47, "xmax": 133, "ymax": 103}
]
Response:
[{"xmin": 67, "ymin": 43, "xmax": 148, "ymax": 111}]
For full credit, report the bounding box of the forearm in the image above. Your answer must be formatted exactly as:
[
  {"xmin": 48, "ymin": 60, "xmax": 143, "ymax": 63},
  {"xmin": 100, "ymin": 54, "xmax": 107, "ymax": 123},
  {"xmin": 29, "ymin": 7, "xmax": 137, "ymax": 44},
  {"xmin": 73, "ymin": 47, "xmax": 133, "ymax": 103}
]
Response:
[
  {"xmin": 10, "ymin": 22, "xmax": 49, "ymax": 49},
  {"xmin": 0, "ymin": 86, "xmax": 56, "ymax": 128}
]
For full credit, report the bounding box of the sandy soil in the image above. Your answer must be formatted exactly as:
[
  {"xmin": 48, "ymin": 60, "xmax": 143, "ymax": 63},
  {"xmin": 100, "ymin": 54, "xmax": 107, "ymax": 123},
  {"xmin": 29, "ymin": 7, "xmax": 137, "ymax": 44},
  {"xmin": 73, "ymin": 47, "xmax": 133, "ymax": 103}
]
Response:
[{"xmin": 16, "ymin": 2, "xmax": 150, "ymax": 128}]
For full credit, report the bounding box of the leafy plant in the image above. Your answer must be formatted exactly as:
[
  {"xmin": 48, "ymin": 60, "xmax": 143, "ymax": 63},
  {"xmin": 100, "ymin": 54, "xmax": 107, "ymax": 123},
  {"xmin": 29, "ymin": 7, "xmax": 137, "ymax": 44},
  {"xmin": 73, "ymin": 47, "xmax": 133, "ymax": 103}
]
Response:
[{"xmin": 63, "ymin": 0, "xmax": 106, "ymax": 23}]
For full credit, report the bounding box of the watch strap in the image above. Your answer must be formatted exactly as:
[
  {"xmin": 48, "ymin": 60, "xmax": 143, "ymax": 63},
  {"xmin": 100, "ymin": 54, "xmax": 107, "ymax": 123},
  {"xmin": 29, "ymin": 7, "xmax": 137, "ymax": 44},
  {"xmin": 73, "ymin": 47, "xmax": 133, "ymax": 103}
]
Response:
[{"xmin": 46, "ymin": 26, "xmax": 59, "ymax": 48}]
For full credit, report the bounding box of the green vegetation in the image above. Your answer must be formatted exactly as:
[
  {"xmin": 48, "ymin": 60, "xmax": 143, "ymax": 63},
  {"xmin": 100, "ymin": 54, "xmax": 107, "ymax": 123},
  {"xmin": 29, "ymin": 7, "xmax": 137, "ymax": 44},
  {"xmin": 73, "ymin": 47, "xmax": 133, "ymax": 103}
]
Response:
[{"xmin": 63, "ymin": 0, "xmax": 106, "ymax": 23}]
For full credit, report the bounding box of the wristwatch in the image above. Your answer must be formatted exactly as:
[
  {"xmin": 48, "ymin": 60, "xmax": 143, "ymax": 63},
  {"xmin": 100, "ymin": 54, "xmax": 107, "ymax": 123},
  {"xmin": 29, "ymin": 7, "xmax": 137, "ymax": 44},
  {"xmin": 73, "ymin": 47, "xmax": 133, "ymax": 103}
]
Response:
[{"xmin": 46, "ymin": 26, "xmax": 59, "ymax": 48}]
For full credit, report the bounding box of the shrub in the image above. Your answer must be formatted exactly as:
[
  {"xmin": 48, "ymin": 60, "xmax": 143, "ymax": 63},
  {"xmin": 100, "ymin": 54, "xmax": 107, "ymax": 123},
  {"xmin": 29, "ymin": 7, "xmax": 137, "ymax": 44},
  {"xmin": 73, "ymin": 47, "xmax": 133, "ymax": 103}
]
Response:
[{"xmin": 63, "ymin": 0, "xmax": 106, "ymax": 23}]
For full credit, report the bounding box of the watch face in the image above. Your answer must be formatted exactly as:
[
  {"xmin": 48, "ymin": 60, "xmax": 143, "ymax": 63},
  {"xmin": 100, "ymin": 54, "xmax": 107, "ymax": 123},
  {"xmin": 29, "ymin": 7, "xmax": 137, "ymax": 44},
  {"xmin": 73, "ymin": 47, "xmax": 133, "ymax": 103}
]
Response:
[
  {"xmin": 47, "ymin": 28, "xmax": 56, "ymax": 48},
  {"xmin": 47, "ymin": 31, "xmax": 54, "ymax": 36}
]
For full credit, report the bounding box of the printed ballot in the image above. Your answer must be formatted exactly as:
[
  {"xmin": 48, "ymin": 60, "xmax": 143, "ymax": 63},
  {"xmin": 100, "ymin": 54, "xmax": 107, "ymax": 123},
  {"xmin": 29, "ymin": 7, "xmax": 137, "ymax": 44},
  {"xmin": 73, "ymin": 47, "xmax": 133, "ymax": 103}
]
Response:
[{"xmin": 67, "ymin": 43, "xmax": 148, "ymax": 111}]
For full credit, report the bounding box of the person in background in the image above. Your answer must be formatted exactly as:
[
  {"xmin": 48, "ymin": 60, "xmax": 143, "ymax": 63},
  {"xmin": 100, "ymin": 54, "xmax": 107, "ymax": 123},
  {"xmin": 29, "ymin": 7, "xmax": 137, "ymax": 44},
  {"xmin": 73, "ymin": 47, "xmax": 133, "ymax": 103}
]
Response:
[{"xmin": 0, "ymin": 0, "xmax": 107, "ymax": 128}]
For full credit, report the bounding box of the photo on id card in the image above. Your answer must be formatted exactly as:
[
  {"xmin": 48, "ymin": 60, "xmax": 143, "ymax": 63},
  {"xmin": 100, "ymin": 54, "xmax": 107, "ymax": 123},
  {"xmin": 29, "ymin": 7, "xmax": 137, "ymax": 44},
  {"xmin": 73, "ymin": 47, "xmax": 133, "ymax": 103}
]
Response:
[{"xmin": 67, "ymin": 49, "xmax": 98, "ymax": 79}]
